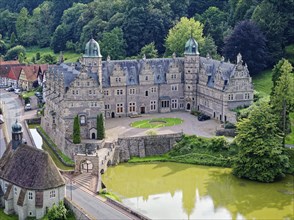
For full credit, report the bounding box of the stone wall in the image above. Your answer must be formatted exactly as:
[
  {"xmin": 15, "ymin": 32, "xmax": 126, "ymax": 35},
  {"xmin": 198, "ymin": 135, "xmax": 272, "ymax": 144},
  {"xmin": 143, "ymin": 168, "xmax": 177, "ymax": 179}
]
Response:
[{"xmin": 115, "ymin": 133, "xmax": 183, "ymax": 163}]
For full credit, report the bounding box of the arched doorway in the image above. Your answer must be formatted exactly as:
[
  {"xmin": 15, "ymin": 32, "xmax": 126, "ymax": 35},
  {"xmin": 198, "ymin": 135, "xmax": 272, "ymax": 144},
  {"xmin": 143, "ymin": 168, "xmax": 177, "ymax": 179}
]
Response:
[
  {"xmin": 186, "ymin": 103, "xmax": 191, "ymax": 110},
  {"xmin": 111, "ymin": 112, "xmax": 115, "ymax": 118},
  {"xmin": 107, "ymin": 160, "xmax": 111, "ymax": 167},
  {"xmin": 91, "ymin": 133, "xmax": 96, "ymax": 139},
  {"xmin": 80, "ymin": 160, "xmax": 93, "ymax": 173}
]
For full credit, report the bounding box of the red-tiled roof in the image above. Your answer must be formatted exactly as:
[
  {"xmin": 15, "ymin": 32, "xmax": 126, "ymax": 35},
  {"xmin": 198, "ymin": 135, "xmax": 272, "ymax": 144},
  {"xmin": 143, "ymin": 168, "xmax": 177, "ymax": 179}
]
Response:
[
  {"xmin": 0, "ymin": 65, "xmax": 10, "ymax": 77},
  {"xmin": 8, "ymin": 66, "xmax": 22, "ymax": 80},
  {"xmin": 0, "ymin": 60, "xmax": 20, "ymax": 65},
  {"xmin": 21, "ymin": 66, "xmax": 38, "ymax": 82}
]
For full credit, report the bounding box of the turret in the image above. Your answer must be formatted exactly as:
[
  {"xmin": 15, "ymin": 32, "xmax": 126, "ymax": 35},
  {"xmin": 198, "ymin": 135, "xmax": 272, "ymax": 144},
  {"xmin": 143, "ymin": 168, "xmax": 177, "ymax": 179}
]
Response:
[
  {"xmin": 11, "ymin": 120, "xmax": 23, "ymax": 150},
  {"xmin": 82, "ymin": 38, "xmax": 103, "ymax": 89},
  {"xmin": 184, "ymin": 37, "xmax": 200, "ymax": 111}
]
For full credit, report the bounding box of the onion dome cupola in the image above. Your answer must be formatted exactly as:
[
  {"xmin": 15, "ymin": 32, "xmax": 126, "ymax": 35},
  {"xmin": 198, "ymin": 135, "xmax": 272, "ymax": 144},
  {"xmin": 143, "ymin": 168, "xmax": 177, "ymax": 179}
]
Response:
[
  {"xmin": 184, "ymin": 37, "xmax": 199, "ymax": 55},
  {"xmin": 11, "ymin": 119, "xmax": 23, "ymax": 150},
  {"xmin": 83, "ymin": 38, "xmax": 102, "ymax": 58}
]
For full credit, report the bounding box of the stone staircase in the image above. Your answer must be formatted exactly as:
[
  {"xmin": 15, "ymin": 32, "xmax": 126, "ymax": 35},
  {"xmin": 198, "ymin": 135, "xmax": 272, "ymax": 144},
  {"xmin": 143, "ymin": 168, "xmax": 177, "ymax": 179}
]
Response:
[{"xmin": 73, "ymin": 172, "xmax": 98, "ymax": 192}]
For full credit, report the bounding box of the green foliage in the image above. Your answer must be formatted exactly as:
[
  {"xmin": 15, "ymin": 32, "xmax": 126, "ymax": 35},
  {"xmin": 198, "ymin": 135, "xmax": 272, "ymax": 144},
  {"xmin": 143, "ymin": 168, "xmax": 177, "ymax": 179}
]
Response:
[
  {"xmin": 165, "ymin": 17, "xmax": 205, "ymax": 56},
  {"xmin": 285, "ymin": 113, "xmax": 294, "ymax": 145},
  {"xmin": 270, "ymin": 59, "xmax": 294, "ymax": 135},
  {"xmin": 0, "ymin": 39, "xmax": 7, "ymax": 55},
  {"xmin": 139, "ymin": 42, "xmax": 158, "ymax": 59},
  {"xmin": 252, "ymin": 69, "xmax": 273, "ymax": 97},
  {"xmin": 200, "ymin": 35, "xmax": 219, "ymax": 59},
  {"xmin": 128, "ymin": 155, "xmax": 168, "ymax": 163},
  {"xmin": 97, "ymin": 113, "xmax": 105, "ymax": 140},
  {"xmin": 131, "ymin": 118, "xmax": 183, "ymax": 128},
  {"xmin": 0, "ymin": 208, "xmax": 18, "ymax": 220},
  {"xmin": 285, "ymin": 148, "xmax": 294, "ymax": 174},
  {"xmin": 4, "ymin": 45, "xmax": 26, "ymax": 60},
  {"xmin": 10, "ymin": 32, "xmax": 16, "ymax": 47},
  {"xmin": 46, "ymin": 201, "xmax": 67, "ymax": 220},
  {"xmin": 233, "ymin": 101, "xmax": 290, "ymax": 182},
  {"xmin": 73, "ymin": 115, "xmax": 81, "ymax": 144},
  {"xmin": 40, "ymin": 54, "xmax": 57, "ymax": 64},
  {"xmin": 16, "ymin": 7, "xmax": 32, "ymax": 45},
  {"xmin": 99, "ymin": 27, "xmax": 126, "ymax": 60}
]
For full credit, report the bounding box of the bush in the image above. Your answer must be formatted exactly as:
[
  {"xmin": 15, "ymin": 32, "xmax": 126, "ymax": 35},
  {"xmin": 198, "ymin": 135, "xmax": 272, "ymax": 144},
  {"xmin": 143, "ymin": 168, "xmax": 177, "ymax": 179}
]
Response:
[
  {"xmin": 224, "ymin": 122, "xmax": 236, "ymax": 129},
  {"xmin": 4, "ymin": 45, "xmax": 26, "ymax": 60},
  {"xmin": 47, "ymin": 201, "xmax": 67, "ymax": 220},
  {"xmin": 73, "ymin": 115, "xmax": 81, "ymax": 144},
  {"xmin": 208, "ymin": 136, "xmax": 228, "ymax": 151}
]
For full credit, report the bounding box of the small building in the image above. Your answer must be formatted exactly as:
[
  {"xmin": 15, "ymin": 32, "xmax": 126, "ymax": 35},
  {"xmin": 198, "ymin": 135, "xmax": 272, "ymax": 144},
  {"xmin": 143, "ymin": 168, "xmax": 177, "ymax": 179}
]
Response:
[{"xmin": 0, "ymin": 121, "xmax": 65, "ymax": 220}]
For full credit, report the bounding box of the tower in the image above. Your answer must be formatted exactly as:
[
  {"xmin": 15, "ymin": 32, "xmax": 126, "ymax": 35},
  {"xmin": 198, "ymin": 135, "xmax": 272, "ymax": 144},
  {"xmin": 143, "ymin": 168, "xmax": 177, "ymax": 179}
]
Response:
[
  {"xmin": 82, "ymin": 38, "xmax": 103, "ymax": 89},
  {"xmin": 11, "ymin": 120, "xmax": 23, "ymax": 150},
  {"xmin": 184, "ymin": 37, "xmax": 200, "ymax": 111}
]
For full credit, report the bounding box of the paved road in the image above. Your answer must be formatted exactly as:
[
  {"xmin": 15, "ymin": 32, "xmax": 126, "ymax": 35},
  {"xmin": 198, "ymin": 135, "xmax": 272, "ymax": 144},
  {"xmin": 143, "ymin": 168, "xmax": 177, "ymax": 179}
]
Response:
[
  {"xmin": 66, "ymin": 183, "xmax": 133, "ymax": 220},
  {"xmin": 0, "ymin": 90, "xmax": 34, "ymax": 146}
]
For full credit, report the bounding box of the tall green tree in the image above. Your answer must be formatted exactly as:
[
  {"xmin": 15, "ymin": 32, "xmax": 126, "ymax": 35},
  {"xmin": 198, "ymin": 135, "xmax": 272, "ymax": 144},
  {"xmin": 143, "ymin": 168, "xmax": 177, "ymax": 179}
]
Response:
[
  {"xmin": 200, "ymin": 35, "xmax": 218, "ymax": 59},
  {"xmin": 252, "ymin": 1, "xmax": 286, "ymax": 65},
  {"xmin": 99, "ymin": 27, "xmax": 126, "ymax": 60},
  {"xmin": 0, "ymin": 10, "xmax": 17, "ymax": 38},
  {"xmin": 233, "ymin": 101, "xmax": 289, "ymax": 182},
  {"xmin": 223, "ymin": 20, "xmax": 268, "ymax": 75},
  {"xmin": 15, "ymin": 7, "xmax": 32, "ymax": 45},
  {"xmin": 139, "ymin": 42, "xmax": 158, "ymax": 59},
  {"xmin": 271, "ymin": 59, "xmax": 294, "ymax": 138},
  {"xmin": 10, "ymin": 32, "xmax": 16, "ymax": 47},
  {"xmin": 73, "ymin": 115, "xmax": 81, "ymax": 144},
  {"xmin": 4, "ymin": 45, "xmax": 25, "ymax": 60},
  {"xmin": 0, "ymin": 37, "xmax": 7, "ymax": 55},
  {"xmin": 97, "ymin": 113, "xmax": 105, "ymax": 140},
  {"xmin": 165, "ymin": 17, "xmax": 205, "ymax": 56}
]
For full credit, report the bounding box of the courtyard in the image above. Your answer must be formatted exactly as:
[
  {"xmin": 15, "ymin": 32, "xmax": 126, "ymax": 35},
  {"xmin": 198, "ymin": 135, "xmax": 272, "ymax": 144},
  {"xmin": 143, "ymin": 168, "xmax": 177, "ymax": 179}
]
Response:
[{"xmin": 105, "ymin": 112, "xmax": 221, "ymax": 141}]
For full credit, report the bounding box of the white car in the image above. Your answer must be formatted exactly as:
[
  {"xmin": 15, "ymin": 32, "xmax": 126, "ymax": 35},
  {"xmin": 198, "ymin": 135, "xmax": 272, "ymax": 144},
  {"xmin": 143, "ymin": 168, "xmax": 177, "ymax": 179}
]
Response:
[
  {"xmin": 14, "ymin": 89, "xmax": 21, "ymax": 94},
  {"xmin": 24, "ymin": 103, "xmax": 32, "ymax": 111}
]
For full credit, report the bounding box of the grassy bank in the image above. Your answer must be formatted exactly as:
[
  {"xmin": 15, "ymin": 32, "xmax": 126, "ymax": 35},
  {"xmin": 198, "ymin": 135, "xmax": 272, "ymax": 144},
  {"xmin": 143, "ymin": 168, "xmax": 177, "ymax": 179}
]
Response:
[
  {"xmin": 26, "ymin": 47, "xmax": 80, "ymax": 63},
  {"xmin": 252, "ymin": 69, "xmax": 273, "ymax": 97},
  {"xmin": 0, "ymin": 209, "xmax": 18, "ymax": 220}
]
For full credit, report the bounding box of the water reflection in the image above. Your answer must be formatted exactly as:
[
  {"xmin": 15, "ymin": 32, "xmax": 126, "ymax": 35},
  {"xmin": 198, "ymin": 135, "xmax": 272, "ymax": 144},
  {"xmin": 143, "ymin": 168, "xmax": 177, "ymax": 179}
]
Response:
[
  {"xmin": 103, "ymin": 163, "xmax": 294, "ymax": 219},
  {"xmin": 29, "ymin": 129, "xmax": 43, "ymax": 150}
]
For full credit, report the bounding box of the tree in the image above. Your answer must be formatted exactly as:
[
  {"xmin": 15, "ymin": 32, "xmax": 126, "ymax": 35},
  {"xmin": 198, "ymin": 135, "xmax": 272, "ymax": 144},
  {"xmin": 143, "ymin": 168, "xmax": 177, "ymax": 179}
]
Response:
[
  {"xmin": 99, "ymin": 27, "xmax": 126, "ymax": 60},
  {"xmin": 165, "ymin": 17, "xmax": 205, "ymax": 56},
  {"xmin": 252, "ymin": 1, "xmax": 286, "ymax": 65},
  {"xmin": 0, "ymin": 38, "xmax": 7, "ymax": 55},
  {"xmin": 222, "ymin": 20, "xmax": 268, "ymax": 75},
  {"xmin": 97, "ymin": 113, "xmax": 105, "ymax": 140},
  {"xmin": 139, "ymin": 42, "xmax": 158, "ymax": 59},
  {"xmin": 4, "ymin": 45, "xmax": 26, "ymax": 60},
  {"xmin": 15, "ymin": 7, "xmax": 32, "ymax": 45},
  {"xmin": 51, "ymin": 24, "xmax": 69, "ymax": 53},
  {"xmin": 0, "ymin": 10, "xmax": 18, "ymax": 39},
  {"xmin": 271, "ymin": 59, "xmax": 294, "ymax": 139},
  {"xmin": 200, "ymin": 35, "xmax": 218, "ymax": 59},
  {"xmin": 73, "ymin": 115, "xmax": 81, "ymax": 144},
  {"xmin": 10, "ymin": 32, "xmax": 16, "ymax": 47},
  {"xmin": 47, "ymin": 201, "xmax": 67, "ymax": 220},
  {"xmin": 40, "ymin": 54, "xmax": 57, "ymax": 64},
  {"xmin": 233, "ymin": 101, "xmax": 289, "ymax": 182}
]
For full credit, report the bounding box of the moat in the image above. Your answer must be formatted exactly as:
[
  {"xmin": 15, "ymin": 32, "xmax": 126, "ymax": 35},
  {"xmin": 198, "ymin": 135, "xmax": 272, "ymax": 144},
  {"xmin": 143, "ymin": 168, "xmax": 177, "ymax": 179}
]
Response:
[{"xmin": 103, "ymin": 162, "xmax": 294, "ymax": 219}]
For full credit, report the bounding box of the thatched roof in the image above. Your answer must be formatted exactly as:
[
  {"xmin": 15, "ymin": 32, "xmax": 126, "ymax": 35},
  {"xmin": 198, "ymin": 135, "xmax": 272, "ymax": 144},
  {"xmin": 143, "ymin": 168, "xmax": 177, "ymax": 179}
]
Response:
[{"xmin": 0, "ymin": 144, "xmax": 65, "ymax": 190}]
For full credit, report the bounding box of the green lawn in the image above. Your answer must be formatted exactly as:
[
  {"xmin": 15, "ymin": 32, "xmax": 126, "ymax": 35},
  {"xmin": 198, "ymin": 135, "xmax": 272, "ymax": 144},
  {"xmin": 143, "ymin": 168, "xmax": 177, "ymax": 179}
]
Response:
[
  {"xmin": 25, "ymin": 46, "xmax": 80, "ymax": 63},
  {"xmin": 252, "ymin": 69, "xmax": 273, "ymax": 96},
  {"xmin": 0, "ymin": 209, "xmax": 18, "ymax": 220},
  {"xmin": 130, "ymin": 118, "xmax": 183, "ymax": 128}
]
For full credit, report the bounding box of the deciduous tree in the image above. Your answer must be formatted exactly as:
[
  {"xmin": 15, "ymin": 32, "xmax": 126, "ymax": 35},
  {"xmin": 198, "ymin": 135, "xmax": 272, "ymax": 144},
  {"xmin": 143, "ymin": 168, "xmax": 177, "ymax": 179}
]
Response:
[
  {"xmin": 233, "ymin": 101, "xmax": 289, "ymax": 182},
  {"xmin": 73, "ymin": 115, "xmax": 81, "ymax": 144},
  {"xmin": 223, "ymin": 20, "xmax": 268, "ymax": 75},
  {"xmin": 139, "ymin": 42, "xmax": 158, "ymax": 59},
  {"xmin": 97, "ymin": 113, "xmax": 105, "ymax": 140}
]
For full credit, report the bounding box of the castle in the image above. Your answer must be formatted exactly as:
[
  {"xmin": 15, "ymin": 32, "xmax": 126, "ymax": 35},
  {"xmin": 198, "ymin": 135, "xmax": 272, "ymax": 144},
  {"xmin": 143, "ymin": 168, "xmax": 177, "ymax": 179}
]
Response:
[{"xmin": 42, "ymin": 37, "xmax": 253, "ymax": 157}]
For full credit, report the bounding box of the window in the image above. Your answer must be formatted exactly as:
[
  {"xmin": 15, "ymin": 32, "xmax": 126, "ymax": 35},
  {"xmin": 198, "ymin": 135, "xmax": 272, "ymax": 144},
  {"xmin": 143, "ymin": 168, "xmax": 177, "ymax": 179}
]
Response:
[
  {"xmin": 171, "ymin": 85, "xmax": 178, "ymax": 91},
  {"xmin": 151, "ymin": 87, "xmax": 157, "ymax": 93},
  {"xmin": 116, "ymin": 77, "xmax": 121, "ymax": 83},
  {"xmin": 145, "ymin": 91, "xmax": 149, "ymax": 96},
  {"xmin": 80, "ymin": 115, "xmax": 86, "ymax": 125},
  {"xmin": 116, "ymin": 89, "xmax": 123, "ymax": 95},
  {"xmin": 4, "ymin": 183, "xmax": 8, "ymax": 192},
  {"xmin": 72, "ymin": 90, "xmax": 75, "ymax": 95},
  {"xmin": 105, "ymin": 104, "xmax": 110, "ymax": 110},
  {"xmin": 145, "ymin": 76, "xmax": 148, "ymax": 81},
  {"xmin": 14, "ymin": 186, "xmax": 17, "ymax": 195},
  {"xmin": 77, "ymin": 82, "xmax": 80, "ymax": 86},
  {"xmin": 52, "ymin": 116, "xmax": 56, "ymax": 125},
  {"xmin": 150, "ymin": 101, "xmax": 157, "ymax": 111},
  {"xmin": 244, "ymin": 93, "xmax": 250, "ymax": 99},
  {"xmin": 75, "ymin": 90, "xmax": 79, "ymax": 95},
  {"xmin": 116, "ymin": 103, "xmax": 123, "ymax": 113},
  {"xmin": 87, "ymin": 82, "xmax": 90, "ymax": 86},
  {"xmin": 129, "ymin": 88, "xmax": 136, "ymax": 95},
  {"xmin": 49, "ymin": 190, "xmax": 56, "ymax": 198},
  {"xmin": 28, "ymin": 192, "xmax": 33, "ymax": 200},
  {"xmin": 71, "ymin": 103, "xmax": 74, "ymax": 107},
  {"xmin": 161, "ymin": 100, "xmax": 170, "ymax": 108},
  {"xmin": 104, "ymin": 90, "xmax": 109, "ymax": 96},
  {"xmin": 129, "ymin": 102, "xmax": 136, "ymax": 112},
  {"xmin": 171, "ymin": 99, "xmax": 178, "ymax": 109},
  {"xmin": 89, "ymin": 90, "xmax": 92, "ymax": 95},
  {"xmin": 179, "ymin": 103, "xmax": 184, "ymax": 109},
  {"xmin": 228, "ymin": 94, "xmax": 234, "ymax": 100},
  {"xmin": 171, "ymin": 74, "xmax": 177, "ymax": 79}
]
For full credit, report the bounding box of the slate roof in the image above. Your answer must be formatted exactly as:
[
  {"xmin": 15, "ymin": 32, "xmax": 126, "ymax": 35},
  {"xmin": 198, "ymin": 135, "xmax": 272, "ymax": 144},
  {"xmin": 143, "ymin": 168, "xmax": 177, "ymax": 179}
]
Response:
[
  {"xmin": 0, "ymin": 143, "xmax": 65, "ymax": 190},
  {"xmin": 48, "ymin": 56, "xmax": 238, "ymax": 90}
]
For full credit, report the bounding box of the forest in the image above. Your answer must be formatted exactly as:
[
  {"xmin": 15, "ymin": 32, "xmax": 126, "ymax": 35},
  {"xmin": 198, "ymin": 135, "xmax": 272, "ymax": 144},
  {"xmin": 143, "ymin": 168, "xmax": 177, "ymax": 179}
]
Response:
[{"xmin": 0, "ymin": 0, "xmax": 293, "ymax": 75}]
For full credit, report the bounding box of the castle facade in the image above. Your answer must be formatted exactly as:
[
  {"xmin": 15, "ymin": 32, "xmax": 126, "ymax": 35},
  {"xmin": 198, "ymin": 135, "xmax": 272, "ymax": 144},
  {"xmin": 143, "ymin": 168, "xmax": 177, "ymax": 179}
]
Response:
[{"xmin": 42, "ymin": 38, "xmax": 253, "ymax": 156}]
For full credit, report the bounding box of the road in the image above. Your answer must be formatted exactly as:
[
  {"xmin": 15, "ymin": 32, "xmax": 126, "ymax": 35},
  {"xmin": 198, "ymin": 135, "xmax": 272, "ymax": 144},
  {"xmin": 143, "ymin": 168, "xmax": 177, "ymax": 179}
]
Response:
[
  {"xmin": 0, "ymin": 126, "xmax": 5, "ymax": 158},
  {"xmin": 66, "ymin": 183, "xmax": 133, "ymax": 220},
  {"xmin": 0, "ymin": 89, "xmax": 34, "ymax": 146}
]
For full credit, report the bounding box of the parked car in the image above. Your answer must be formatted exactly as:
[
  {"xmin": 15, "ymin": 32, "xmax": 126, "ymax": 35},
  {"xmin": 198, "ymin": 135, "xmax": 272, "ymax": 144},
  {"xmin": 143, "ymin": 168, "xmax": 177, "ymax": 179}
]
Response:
[
  {"xmin": 198, "ymin": 114, "xmax": 211, "ymax": 121},
  {"xmin": 35, "ymin": 92, "xmax": 42, "ymax": 98},
  {"xmin": 5, "ymin": 87, "xmax": 14, "ymax": 92},
  {"xmin": 14, "ymin": 88, "xmax": 22, "ymax": 94},
  {"xmin": 24, "ymin": 103, "xmax": 32, "ymax": 111}
]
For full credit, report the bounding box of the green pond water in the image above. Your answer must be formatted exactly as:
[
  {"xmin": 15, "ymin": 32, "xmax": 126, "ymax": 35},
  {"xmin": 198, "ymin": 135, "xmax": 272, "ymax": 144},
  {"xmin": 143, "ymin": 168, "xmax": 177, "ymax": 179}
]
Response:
[{"xmin": 103, "ymin": 162, "xmax": 294, "ymax": 220}]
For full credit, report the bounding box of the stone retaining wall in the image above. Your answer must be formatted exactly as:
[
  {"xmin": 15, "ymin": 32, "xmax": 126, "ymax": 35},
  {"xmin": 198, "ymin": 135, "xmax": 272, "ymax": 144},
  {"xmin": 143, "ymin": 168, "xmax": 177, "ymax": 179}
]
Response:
[
  {"xmin": 114, "ymin": 132, "xmax": 183, "ymax": 163},
  {"xmin": 64, "ymin": 198, "xmax": 94, "ymax": 220}
]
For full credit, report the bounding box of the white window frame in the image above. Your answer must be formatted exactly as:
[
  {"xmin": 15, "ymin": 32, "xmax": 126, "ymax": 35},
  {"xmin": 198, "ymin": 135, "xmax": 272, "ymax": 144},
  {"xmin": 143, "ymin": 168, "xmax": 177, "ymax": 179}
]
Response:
[
  {"xmin": 49, "ymin": 190, "xmax": 56, "ymax": 198},
  {"xmin": 129, "ymin": 88, "xmax": 136, "ymax": 95},
  {"xmin": 171, "ymin": 85, "xmax": 178, "ymax": 91},
  {"xmin": 129, "ymin": 102, "xmax": 136, "ymax": 112},
  {"xmin": 171, "ymin": 99, "xmax": 178, "ymax": 109},
  {"xmin": 28, "ymin": 191, "xmax": 33, "ymax": 200},
  {"xmin": 116, "ymin": 103, "xmax": 124, "ymax": 113},
  {"xmin": 150, "ymin": 100, "xmax": 157, "ymax": 111}
]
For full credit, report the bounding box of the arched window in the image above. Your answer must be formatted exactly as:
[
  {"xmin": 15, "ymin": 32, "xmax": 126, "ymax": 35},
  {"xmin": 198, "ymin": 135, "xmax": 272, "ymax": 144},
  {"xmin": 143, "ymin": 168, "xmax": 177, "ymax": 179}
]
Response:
[{"xmin": 80, "ymin": 115, "xmax": 86, "ymax": 125}]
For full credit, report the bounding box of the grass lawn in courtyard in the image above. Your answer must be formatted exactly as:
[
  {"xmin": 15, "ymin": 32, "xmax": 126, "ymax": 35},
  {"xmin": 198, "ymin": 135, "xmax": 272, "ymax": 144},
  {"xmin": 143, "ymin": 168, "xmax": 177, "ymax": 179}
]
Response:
[
  {"xmin": 130, "ymin": 118, "xmax": 183, "ymax": 128},
  {"xmin": 0, "ymin": 209, "xmax": 18, "ymax": 220}
]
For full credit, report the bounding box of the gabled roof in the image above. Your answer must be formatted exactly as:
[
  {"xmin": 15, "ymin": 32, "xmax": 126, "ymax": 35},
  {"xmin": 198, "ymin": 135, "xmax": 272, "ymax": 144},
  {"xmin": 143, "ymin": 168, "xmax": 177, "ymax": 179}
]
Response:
[
  {"xmin": 0, "ymin": 60, "xmax": 20, "ymax": 65},
  {"xmin": 8, "ymin": 66, "xmax": 22, "ymax": 80},
  {"xmin": 21, "ymin": 66, "xmax": 38, "ymax": 82},
  {"xmin": 0, "ymin": 65, "xmax": 11, "ymax": 77},
  {"xmin": 0, "ymin": 144, "xmax": 65, "ymax": 190}
]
